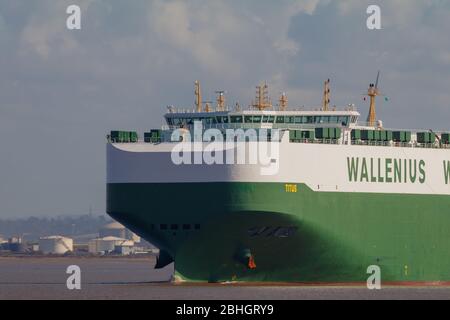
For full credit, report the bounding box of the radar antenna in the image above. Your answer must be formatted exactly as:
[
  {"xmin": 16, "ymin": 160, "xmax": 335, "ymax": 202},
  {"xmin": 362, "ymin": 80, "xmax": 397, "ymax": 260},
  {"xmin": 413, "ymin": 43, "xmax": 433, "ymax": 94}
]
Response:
[
  {"xmin": 215, "ymin": 91, "xmax": 226, "ymax": 111},
  {"xmin": 252, "ymin": 82, "xmax": 272, "ymax": 110},
  {"xmin": 195, "ymin": 80, "xmax": 202, "ymax": 113},
  {"xmin": 204, "ymin": 101, "xmax": 212, "ymax": 113},
  {"xmin": 322, "ymin": 79, "xmax": 331, "ymax": 111},
  {"xmin": 279, "ymin": 92, "xmax": 288, "ymax": 111},
  {"xmin": 365, "ymin": 71, "xmax": 381, "ymax": 127}
]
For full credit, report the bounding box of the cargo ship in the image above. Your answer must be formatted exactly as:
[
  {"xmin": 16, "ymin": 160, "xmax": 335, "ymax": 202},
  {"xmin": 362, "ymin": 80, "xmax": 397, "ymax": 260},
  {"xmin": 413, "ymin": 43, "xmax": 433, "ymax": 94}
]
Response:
[{"xmin": 107, "ymin": 75, "xmax": 450, "ymax": 283}]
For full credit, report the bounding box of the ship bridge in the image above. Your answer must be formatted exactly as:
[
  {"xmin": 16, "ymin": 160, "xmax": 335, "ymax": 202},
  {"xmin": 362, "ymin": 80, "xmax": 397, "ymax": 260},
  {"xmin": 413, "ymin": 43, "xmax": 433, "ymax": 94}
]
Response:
[
  {"xmin": 164, "ymin": 80, "xmax": 360, "ymax": 131},
  {"xmin": 164, "ymin": 109, "xmax": 360, "ymax": 131}
]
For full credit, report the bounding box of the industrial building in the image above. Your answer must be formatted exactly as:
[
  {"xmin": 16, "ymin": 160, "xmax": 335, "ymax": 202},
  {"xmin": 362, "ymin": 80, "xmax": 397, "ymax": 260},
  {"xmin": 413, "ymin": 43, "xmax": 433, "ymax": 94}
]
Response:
[
  {"xmin": 99, "ymin": 222, "xmax": 140, "ymax": 243},
  {"xmin": 8, "ymin": 237, "xmax": 26, "ymax": 253},
  {"xmin": 88, "ymin": 236, "xmax": 134, "ymax": 254},
  {"xmin": 39, "ymin": 236, "xmax": 73, "ymax": 254},
  {"xmin": 0, "ymin": 236, "xmax": 7, "ymax": 250},
  {"xmin": 0, "ymin": 220, "xmax": 154, "ymax": 256}
]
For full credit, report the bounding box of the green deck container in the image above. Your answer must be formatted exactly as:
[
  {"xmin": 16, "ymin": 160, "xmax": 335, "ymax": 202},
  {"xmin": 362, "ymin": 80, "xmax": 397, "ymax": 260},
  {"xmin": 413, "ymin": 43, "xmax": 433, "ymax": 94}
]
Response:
[
  {"xmin": 289, "ymin": 130, "xmax": 298, "ymax": 141},
  {"xmin": 393, "ymin": 131, "xmax": 410, "ymax": 142},
  {"xmin": 374, "ymin": 130, "xmax": 381, "ymax": 141},
  {"xmin": 441, "ymin": 133, "xmax": 450, "ymax": 144},
  {"xmin": 404, "ymin": 131, "xmax": 411, "ymax": 142},
  {"xmin": 386, "ymin": 131, "xmax": 393, "ymax": 141},
  {"xmin": 110, "ymin": 130, "xmax": 131, "ymax": 143},
  {"xmin": 130, "ymin": 131, "xmax": 138, "ymax": 143},
  {"xmin": 351, "ymin": 129, "xmax": 361, "ymax": 140},
  {"xmin": 417, "ymin": 132, "xmax": 432, "ymax": 143},
  {"xmin": 302, "ymin": 130, "xmax": 315, "ymax": 140},
  {"xmin": 151, "ymin": 129, "xmax": 162, "ymax": 143},
  {"xmin": 144, "ymin": 132, "xmax": 152, "ymax": 143},
  {"xmin": 315, "ymin": 128, "xmax": 330, "ymax": 139},
  {"xmin": 361, "ymin": 130, "xmax": 374, "ymax": 141},
  {"xmin": 334, "ymin": 128, "xmax": 342, "ymax": 139},
  {"xmin": 110, "ymin": 131, "xmax": 120, "ymax": 142},
  {"xmin": 144, "ymin": 130, "xmax": 162, "ymax": 143}
]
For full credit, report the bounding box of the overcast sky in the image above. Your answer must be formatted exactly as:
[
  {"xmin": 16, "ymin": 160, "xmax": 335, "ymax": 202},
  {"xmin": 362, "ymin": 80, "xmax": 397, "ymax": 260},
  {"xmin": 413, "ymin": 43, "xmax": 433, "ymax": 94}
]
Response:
[{"xmin": 1, "ymin": 0, "xmax": 450, "ymax": 218}]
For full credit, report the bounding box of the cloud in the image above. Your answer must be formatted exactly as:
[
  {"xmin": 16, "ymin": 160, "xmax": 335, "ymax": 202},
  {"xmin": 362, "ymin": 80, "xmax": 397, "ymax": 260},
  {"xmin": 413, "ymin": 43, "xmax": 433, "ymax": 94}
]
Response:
[
  {"xmin": 1, "ymin": 0, "xmax": 450, "ymax": 216},
  {"xmin": 18, "ymin": 1, "xmax": 95, "ymax": 59}
]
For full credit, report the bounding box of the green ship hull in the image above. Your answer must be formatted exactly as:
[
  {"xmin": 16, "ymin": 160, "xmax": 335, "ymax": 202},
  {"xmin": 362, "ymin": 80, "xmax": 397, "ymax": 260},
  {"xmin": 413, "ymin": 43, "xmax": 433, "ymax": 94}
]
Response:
[{"xmin": 107, "ymin": 182, "xmax": 450, "ymax": 283}]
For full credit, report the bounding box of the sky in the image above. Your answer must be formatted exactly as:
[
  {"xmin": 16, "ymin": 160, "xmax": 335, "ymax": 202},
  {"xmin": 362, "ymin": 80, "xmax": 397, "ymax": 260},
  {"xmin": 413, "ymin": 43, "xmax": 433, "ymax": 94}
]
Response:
[{"xmin": 1, "ymin": 0, "xmax": 450, "ymax": 217}]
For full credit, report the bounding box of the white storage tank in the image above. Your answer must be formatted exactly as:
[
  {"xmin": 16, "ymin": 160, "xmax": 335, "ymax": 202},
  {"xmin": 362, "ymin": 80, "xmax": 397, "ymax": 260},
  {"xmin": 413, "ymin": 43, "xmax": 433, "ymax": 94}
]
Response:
[
  {"xmin": 99, "ymin": 222, "xmax": 126, "ymax": 239},
  {"xmin": 39, "ymin": 236, "xmax": 73, "ymax": 254},
  {"xmin": 99, "ymin": 221, "xmax": 140, "ymax": 243}
]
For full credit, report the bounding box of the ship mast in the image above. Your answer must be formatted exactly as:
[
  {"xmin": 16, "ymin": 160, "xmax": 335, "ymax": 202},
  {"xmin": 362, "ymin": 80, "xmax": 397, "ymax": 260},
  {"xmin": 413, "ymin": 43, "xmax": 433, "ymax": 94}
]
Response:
[
  {"xmin": 195, "ymin": 80, "xmax": 202, "ymax": 112},
  {"xmin": 204, "ymin": 101, "xmax": 212, "ymax": 113},
  {"xmin": 366, "ymin": 71, "xmax": 381, "ymax": 127},
  {"xmin": 216, "ymin": 91, "xmax": 225, "ymax": 111},
  {"xmin": 279, "ymin": 92, "xmax": 288, "ymax": 111},
  {"xmin": 252, "ymin": 82, "xmax": 272, "ymax": 110},
  {"xmin": 322, "ymin": 79, "xmax": 330, "ymax": 111}
]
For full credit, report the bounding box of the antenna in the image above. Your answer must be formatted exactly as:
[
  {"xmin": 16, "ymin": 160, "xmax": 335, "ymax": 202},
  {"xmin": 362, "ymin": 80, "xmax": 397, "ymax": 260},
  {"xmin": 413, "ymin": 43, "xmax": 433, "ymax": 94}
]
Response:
[
  {"xmin": 279, "ymin": 92, "xmax": 288, "ymax": 111},
  {"xmin": 215, "ymin": 91, "xmax": 226, "ymax": 111},
  {"xmin": 322, "ymin": 79, "xmax": 331, "ymax": 111},
  {"xmin": 204, "ymin": 101, "xmax": 213, "ymax": 113},
  {"xmin": 375, "ymin": 71, "xmax": 380, "ymax": 89},
  {"xmin": 194, "ymin": 80, "xmax": 202, "ymax": 112},
  {"xmin": 252, "ymin": 82, "xmax": 272, "ymax": 110},
  {"xmin": 365, "ymin": 71, "xmax": 381, "ymax": 127}
]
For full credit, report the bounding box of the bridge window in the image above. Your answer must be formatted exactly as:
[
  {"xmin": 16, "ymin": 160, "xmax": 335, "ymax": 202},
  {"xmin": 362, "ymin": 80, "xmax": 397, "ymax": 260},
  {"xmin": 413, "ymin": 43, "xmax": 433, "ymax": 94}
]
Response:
[
  {"xmin": 170, "ymin": 224, "xmax": 178, "ymax": 230},
  {"xmin": 252, "ymin": 116, "xmax": 262, "ymax": 123},
  {"xmin": 216, "ymin": 116, "xmax": 229, "ymax": 124},
  {"xmin": 202, "ymin": 117, "xmax": 216, "ymax": 125},
  {"xmin": 160, "ymin": 224, "xmax": 168, "ymax": 230},
  {"xmin": 182, "ymin": 224, "xmax": 191, "ymax": 230},
  {"xmin": 276, "ymin": 116, "xmax": 285, "ymax": 123},
  {"xmin": 194, "ymin": 224, "xmax": 201, "ymax": 230},
  {"xmin": 172, "ymin": 118, "xmax": 183, "ymax": 126},
  {"xmin": 339, "ymin": 116, "xmax": 349, "ymax": 126},
  {"xmin": 231, "ymin": 116, "xmax": 243, "ymax": 123},
  {"xmin": 286, "ymin": 116, "xmax": 295, "ymax": 124},
  {"xmin": 262, "ymin": 115, "xmax": 275, "ymax": 123}
]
